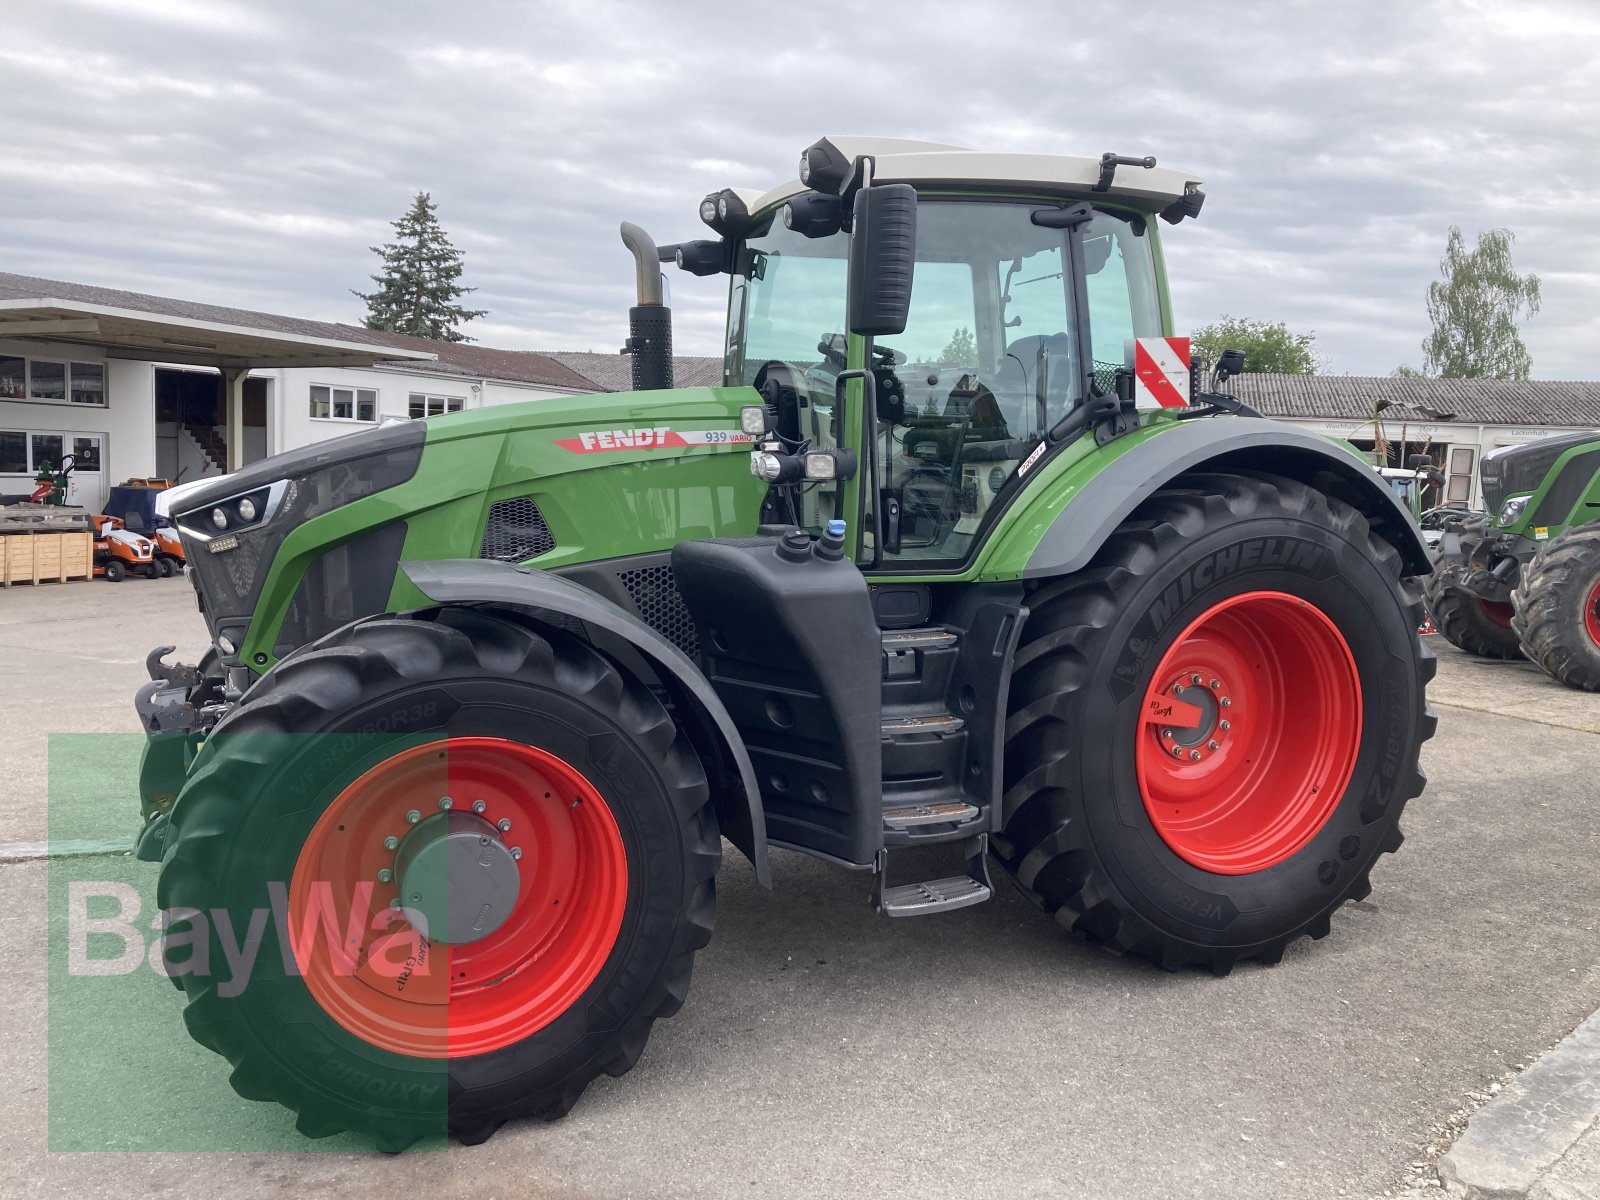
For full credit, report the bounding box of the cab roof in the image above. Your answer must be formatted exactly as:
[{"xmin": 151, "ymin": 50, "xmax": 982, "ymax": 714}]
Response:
[{"xmin": 739, "ymin": 136, "xmax": 1203, "ymax": 216}]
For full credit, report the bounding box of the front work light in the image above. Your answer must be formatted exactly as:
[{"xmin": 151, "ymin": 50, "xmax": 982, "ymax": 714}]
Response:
[
  {"xmin": 740, "ymin": 406, "xmax": 770, "ymax": 435},
  {"xmin": 782, "ymin": 191, "xmax": 844, "ymax": 239}
]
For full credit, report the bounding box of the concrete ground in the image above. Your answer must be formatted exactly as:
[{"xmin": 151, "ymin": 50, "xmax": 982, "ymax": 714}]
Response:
[{"xmin": 1, "ymin": 578, "xmax": 1598, "ymax": 1199}]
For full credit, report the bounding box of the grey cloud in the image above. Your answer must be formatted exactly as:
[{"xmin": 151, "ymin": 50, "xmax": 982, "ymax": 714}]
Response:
[{"xmin": 3, "ymin": 0, "xmax": 1596, "ymax": 377}]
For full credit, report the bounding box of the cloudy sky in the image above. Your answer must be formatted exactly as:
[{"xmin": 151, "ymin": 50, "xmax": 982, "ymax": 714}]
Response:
[{"xmin": 5, "ymin": 0, "xmax": 1597, "ymax": 377}]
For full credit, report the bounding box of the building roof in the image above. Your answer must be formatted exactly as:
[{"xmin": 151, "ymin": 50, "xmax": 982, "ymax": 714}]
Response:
[
  {"xmin": 546, "ymin": 351, "xmax": 725, "ymax": 392},
  {"xmin": 1231, "ymin": 373, "xmax": 1600, "ymax": 429},
  {"xmin": 0, "ymin": 271, "xmax": 602, "ymax": 389},
  {"xmin": 0, "ymin": 270, "xmax": 436, "ymax": 371},
  {"xmin": 361, "ymin": 331, "xmax": 596, "ymax": 391}
]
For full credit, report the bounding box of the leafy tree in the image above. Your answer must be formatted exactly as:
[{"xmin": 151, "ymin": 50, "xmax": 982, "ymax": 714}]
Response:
[
  {"xmin": 939, "ymin": 326, "xmax": 977, "ymax": 365},
  {"xmin": 354, "ymin": 192, "xmax": 487, "ymax": 342},
  {"xmin": 1391, "ymin": 364, "xmax": 1426, "ymax": 378},
  {"xmin": 1190, "ymin": 316, "xmax": 1323, "ymax": 374},
  {"xmin": 1421, "ymin": 227, "xmax": 1541, "ymax": 379}
]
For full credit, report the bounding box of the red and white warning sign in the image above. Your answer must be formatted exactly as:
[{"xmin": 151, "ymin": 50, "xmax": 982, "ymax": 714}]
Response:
[
  {"xmin": 555, "ymin": 427, "xmax": 757, "ymax": 453},
  {"xmin": 1127, "ymin": 337, "xmax": 1192, "ymax": 409}
]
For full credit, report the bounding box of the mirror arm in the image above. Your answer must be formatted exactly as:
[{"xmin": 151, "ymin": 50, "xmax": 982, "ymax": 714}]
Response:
[{"xmin": 834, "ymin": 366, "xmax": 882, "ymax": 569}]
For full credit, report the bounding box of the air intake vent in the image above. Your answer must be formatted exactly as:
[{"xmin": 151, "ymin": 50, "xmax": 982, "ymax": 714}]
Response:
[
  {"xmin": 480, "ymin": 497, "xmax": 556, "ymax": 562},
  {"xmin": 618, "ymin": 564, "xmax": 699, "ymax": 658}
]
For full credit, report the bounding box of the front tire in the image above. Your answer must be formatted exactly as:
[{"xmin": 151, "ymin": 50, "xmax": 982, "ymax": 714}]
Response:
[
  {"xmin": 1425, "ymin": 560, "xmax": 1522, "ymax": 659},
  {"xmin": 1511, "ymin": 521, "xmax": 1600, "ymax": 691},
  {"xmin": 157, "ymin": 608, "xmax": 719, "ymax": 1148},
  {"xmin": 997, "ymin": 471, "xmax": 1434, "ymax": 972}
]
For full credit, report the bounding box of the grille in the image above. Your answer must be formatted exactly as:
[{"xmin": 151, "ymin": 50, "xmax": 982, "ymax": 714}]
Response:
[
  {"xmin": 618, "ymin": 564, "xmax": 699, "ymax": 658},
  {"xmin": 479, "ymin": 496, "xmax": 556, "ymax": 562}
]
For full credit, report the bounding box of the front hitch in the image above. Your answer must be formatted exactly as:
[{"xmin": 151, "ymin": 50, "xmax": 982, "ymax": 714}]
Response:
[{"xmin": 133, "ymin": 646, "xmax": 225, "ymax": 861}]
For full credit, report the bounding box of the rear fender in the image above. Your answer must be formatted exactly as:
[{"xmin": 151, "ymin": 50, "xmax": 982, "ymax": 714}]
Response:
[
  {"xmin": 399, "ymin": 559, "xmax": 770, "ymax": 886},
  {"xmin": 1024, "ymin": 417, "xmax": 1433, "ymax": 579}
]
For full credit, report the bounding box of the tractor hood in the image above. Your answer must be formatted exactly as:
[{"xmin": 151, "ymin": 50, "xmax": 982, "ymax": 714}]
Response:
[{"xmin": 172, "ymin": 387, "xmax": 768, "ymax": 672}]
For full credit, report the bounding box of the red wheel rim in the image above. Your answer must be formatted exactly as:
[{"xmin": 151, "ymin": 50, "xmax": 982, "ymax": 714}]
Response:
[
  {"xmin": 1481, "ymin": 599, "xmax": 1515, "ymax": 629},
  {"xmin": 287, "ymin": 737, "xmax": 628, "ymax": 1058},
  {"xmin": 1135, "ymin": 591, "xmax": 1362, "ymax": 875},
  {"xmin": 1585, "ymin": 581, "xmax": 1600, "ymax": 649}
]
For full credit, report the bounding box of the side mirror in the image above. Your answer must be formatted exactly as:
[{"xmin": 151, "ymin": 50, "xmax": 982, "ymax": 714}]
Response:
[{"xmin": 847, "ymin": 184, "xmax": 917, "ymax": 337}]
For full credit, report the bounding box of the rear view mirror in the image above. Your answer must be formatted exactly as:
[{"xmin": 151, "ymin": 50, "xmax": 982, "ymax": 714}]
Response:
[{"xmin": 848, "ymin": 184, "xmax": 917, "ymax": 336}]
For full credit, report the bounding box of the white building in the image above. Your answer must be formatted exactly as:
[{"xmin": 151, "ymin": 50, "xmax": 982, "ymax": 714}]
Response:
[{"xmin": 0, "ymin": 272, "xmax": 602, "ymax": 512}]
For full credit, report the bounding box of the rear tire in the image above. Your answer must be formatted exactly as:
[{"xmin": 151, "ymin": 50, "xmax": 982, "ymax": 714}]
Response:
[
  {"xmin": 103, "ymin": 560, "xmax": 125, "ymax": 582},
  {"xmin": 1424, "ymin": 559, "xmax": 1523, "ymax": 659},
  {"xmin": 1511, "ymin": 521, "xmax": 1600, "ymax": 691},
  {"xmin": 157, "ymin": 608, "xmax": 719, "ymax": 1148},
  {"xmin": 997, "ymin": 471, "xmax": 1434, "ymax": 972},
  {"xmin": 157, "ymin": 556, "xmax": 176, "ymax": 577}
]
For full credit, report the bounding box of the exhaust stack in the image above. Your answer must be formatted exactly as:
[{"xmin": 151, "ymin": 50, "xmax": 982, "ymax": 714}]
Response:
[{"xmin": 619, "ymin": 221, "xmax": 673, "ymax": 391}]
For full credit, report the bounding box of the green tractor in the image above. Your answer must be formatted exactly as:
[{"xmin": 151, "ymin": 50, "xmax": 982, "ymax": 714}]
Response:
[
  {"xmin": 1425, "ymin": 429, "xmax": 1600, "ymax": 689},
  {"xmin": 132, "ymin": 137, "xmax": 1435, "ymax": 1148}
]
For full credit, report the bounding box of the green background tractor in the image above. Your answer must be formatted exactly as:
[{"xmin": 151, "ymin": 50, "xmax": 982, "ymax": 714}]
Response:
[
  {"xmin": 132, "ymin": 137, "xmax": 1435, "ymax": 1148},
  {"xmin": 1425, "ymin": 429, "xmax": 1600, "ymax": 689}
]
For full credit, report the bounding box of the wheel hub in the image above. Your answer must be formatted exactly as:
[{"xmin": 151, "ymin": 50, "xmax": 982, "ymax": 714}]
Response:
[
  {"xmin": 392, "ymin": 811, "xmax": 521, "ymax": 945},
  {"xmin": 1154, "ymin": 674, "xmax": 1231, "ymax": 759}
]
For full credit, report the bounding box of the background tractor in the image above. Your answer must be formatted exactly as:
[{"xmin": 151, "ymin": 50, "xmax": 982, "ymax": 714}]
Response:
[
  {"xmin": 1425, "ymin": 429, "xmax": 1600, "ymax": 689},
  {"xmin": 132, "ymin": 137, "xmax": 1435, "ymax": 1149}
]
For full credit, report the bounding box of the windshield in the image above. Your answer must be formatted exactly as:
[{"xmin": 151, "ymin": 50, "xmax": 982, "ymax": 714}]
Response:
[{"xmin": 729, "ymin": 197, "xmax": 1162, "ymax": 563}]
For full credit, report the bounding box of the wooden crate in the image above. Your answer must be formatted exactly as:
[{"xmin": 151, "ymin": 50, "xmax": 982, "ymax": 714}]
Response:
[{"xmin": 1, "ymin": 530, "xmax": 95, "ymax": 586}]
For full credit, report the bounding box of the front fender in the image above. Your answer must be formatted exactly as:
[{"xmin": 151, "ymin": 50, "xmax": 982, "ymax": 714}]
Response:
[
  {"xmin": 399, "ymin": 559, "xmax": 770, "ymax": 887},
  {"xmin": 1022, "ymin": 416, "xmax": 1433, "ymax": 579}
]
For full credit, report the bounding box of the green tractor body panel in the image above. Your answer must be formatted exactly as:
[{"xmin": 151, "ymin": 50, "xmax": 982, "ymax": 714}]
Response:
[
  {"xmin": 232, "ymin": 387, "xmax": 769, "ymax": 669},
  {"xmin": 1479, "ymin": 429, "xmax": 1600, "ymax": 540}
]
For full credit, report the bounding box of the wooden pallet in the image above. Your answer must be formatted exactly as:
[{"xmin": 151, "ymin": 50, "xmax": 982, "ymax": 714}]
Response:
[
  {"xmin": 1, "ymin": 530, "xmax": 95, "ymax": 586},
  {"xmin": 0, "ymin": 503, "xmax": 91, "ymax": 535}
]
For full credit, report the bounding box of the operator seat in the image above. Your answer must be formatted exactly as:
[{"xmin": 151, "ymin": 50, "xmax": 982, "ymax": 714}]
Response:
[{"xmin": 993, "ymin": 333, "xmax": 1076, "ymax": 438}]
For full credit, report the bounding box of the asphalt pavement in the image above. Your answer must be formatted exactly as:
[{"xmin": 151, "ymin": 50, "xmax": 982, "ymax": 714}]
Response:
[{"xmin": 1, "ymin": 578, "xmax": 1597, "ymax": 1199}]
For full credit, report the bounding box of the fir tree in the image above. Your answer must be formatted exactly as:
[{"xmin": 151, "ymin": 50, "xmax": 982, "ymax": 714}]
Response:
[{"xmin": 354, "ymin": 192, "xmax": 487, "ymax": 342}]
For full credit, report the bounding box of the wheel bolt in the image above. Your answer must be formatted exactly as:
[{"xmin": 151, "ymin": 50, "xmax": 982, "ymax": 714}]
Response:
[
  {"xmin": 383, "ymin": 835, "xmax": 399, "ymax": 851},
  {"xmin": 1219, "ymin": 720, "xmax": 1231, "ymax": 731},
  {"xmin": 1191, "ymin": 673, "xmax": 1203, "ymax": 685},
  {"xmin": 1171, "ymin": 744, "xmax": 1186, "ymax": 758},
  {"xmin": 1220, "ymin": 697, "xmax": 1232, "ymax": 708},
  {"xmin": 511, "ymin": 847, "xmax": 523, "ymax": 860},
  {"xmin": 1161, "ymin": 729, "xmax": 1174, "ymax": 740},
  {"xmin": 1209, "ymin": 679, "xmax": 1222, "ymax": 690},
  {"xmin": 389, "ymin": 898, "xmax": 402, "ymax": 910},
  {"xmin": 472, "ymin": 800, "xmax": 487, "ymax": 814},
  {"xmin": 1173, "ymin": 684, "xmax": 1184, "ymax": 696},
  {"xmin": 1207, "ymin": 740, "xmax": 1220, "ymax": 751},
  {"xmin": 406, "ymin": 809, "xmax": 421, "ymax": 824},
  {"xmin": 497, "ymin": 817, "xmax": 512, "ymax": 833},
  {"xmin": 1188, "ymin": 750, "xmax": 1202, "ymax": 761},
  {"xmin": 377, "ymin": 868, "xmax": 393, "ymax": 884},
  {"xmin": 438, "ymin": 795, "xmax": 453, "ymax": 810}
]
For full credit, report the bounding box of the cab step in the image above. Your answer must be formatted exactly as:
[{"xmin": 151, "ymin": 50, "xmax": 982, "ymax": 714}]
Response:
[
  {"xmin": 881, "ymin": 713, "xmax": 964, "ymax": 736},
  {"xmin": 882, "ymin": 800, "xmax": 980, "ymax": 829},
  {"xmin": 878, "ymin": 875, "xmax": 991, "ymax": 917},
  {"xmin": 881, "ymin": 627, "xmax": 959, "ymax": 652},
  {"xmin": 872, "ymin": 833, "xmax": 993, "ymax": 917}
]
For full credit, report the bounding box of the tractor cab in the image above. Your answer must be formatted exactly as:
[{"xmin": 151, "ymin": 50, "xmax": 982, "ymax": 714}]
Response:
[{"xmin": 650, "ymin": 137, "xmax": 1203, "ymax": 569}]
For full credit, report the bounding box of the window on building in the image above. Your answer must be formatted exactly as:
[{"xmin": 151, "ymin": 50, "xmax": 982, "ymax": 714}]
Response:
[
  {"xmin": 408, "ymin": 393, "xmax": 465, "ymax": 419},
  {"xmin": 29, "ymin": 360, "xmax": 66, "ymax": 401},
  {"xmin": 310, "ymin": 384, "xmax": 378, "ymax": 422},
  {"xmin": 0, "ymin": 430, "xmax": 103, "ymax": 475},
  {"xmin": 0, "ymin": 357, "xmax": 24, "ymax": 400},
  {"xmin": 0, "ymin": 355, "xmax": 105, "ymax": 405},
  {"xmin": 30, "ymin": 433, "xmax": 65, "ymax": 469},
  {"xmin": 0, "ymin": 431, "xmax": 24, "ymax": 474},
  {"xmin": 72, "ymin": 435, "xmax": 103, "ymax": 472},
  {"xmin": 70, "ymin": 362, "xmax": 105, "ymax": 405}
]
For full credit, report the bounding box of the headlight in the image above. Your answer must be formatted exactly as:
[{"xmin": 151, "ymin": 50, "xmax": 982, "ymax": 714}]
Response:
[
  {"xmin": 237, "ymin": 497, "xmax": 257, "ymax": 521},
  {"xmin": 1499, "ymin": 495, "xmax": 1530, "ymax": 526},
  {"xmin": 211, "ymin": 508, "xmax": 229, "ymax": 530}
]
